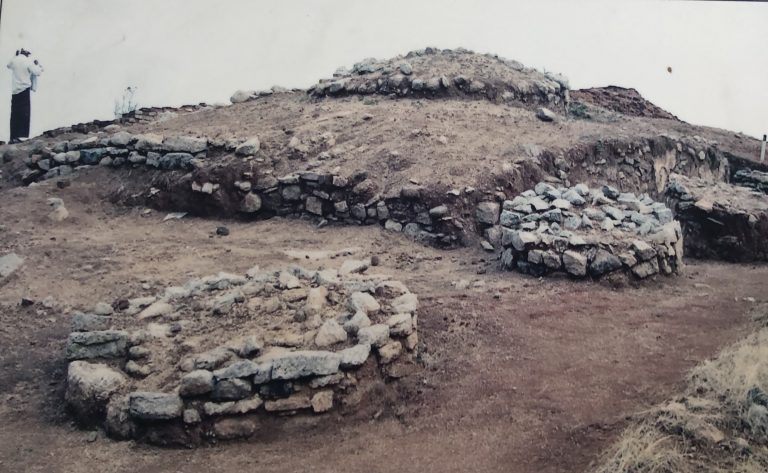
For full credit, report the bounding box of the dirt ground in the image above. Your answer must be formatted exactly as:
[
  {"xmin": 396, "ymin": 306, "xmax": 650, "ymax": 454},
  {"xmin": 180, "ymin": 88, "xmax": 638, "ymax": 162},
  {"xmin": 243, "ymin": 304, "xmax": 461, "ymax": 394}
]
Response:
[
  {"xmin": 100, "ymin": 90, "xmax": 762, "ymax": 195},
  {"xmin": 1, "ymin": 173, "xmax": 766, "ymax": 473}
]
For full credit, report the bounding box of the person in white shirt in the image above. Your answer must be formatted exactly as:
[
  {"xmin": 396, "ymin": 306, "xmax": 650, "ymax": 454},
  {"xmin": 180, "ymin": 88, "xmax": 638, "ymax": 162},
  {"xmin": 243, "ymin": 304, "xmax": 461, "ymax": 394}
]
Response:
[{"xmin": 7, "ymin": 49, "xmax": 43, "ymax": 143}]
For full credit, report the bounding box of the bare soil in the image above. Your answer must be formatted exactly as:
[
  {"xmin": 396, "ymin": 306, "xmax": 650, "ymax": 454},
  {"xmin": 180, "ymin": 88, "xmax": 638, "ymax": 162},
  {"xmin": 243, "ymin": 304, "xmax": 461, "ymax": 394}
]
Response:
[
  {"xmin": 1, "ymin": 174, "xmax": 766, "ymax": 473},
  {"xmin": 120, "ymin": 92, "xmax": 762, "ymax": 191}
]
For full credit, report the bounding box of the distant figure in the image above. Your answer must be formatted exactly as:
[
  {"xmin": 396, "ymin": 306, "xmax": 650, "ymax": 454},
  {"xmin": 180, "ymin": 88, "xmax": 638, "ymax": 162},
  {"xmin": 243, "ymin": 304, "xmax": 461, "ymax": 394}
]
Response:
[{"xmin": 7, "ymin": 48, "xmax": 43, "ymax": 144}]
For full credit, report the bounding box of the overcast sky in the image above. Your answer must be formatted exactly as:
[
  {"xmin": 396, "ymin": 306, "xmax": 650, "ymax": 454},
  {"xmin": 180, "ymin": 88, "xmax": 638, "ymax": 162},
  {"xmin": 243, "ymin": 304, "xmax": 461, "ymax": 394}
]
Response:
[{"xmin": 1, "ymin": 0, "xmax": 766, "ymax": 141}]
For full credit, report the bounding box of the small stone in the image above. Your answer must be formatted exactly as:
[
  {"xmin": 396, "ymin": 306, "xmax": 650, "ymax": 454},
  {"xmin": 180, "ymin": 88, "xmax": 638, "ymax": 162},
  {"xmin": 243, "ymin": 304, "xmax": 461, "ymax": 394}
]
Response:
[
  {"xmin": 357, "ymin": 324, "xmax": 390, "ymax": 347},
  {"xmin": 183, "ymin": 409, "xmax": 201, "ymax": 424},
  {"xmin": 179, "ymin": 370, "xmax": 214, "ymax": 397},
  {"xmin": 235, "ymin": 137, "xmax": 261, "ymax": 156},
  {"xmin": 476, "ymin": 202, "xmax": 501, "ymax": 225},
  {"xmin": 377, "ymin": 341, "xmax": 402, "ymax": 364},
  {"xmin": 589, "ymin": 249, "xmax": 623, "ymax": 276},
  {"xmin": 128, "ymin": 392, "xmax": 183, "ymax": 420},
  {"xmin": 347, "ymin": 291, "xmax": 380, "ymax": 313},
  {"xmin": 315, "ymin": 319, "xmax": 348, "ymax": 347},
  {"xmin": 386, "ymin": 313, "xmax": 413, "ymax": 336},
  {"xmin": 631, "ymin": 240, "xmax": 656, "ymax": 260},
  {"xmin": 212, "ymin": 378, "xmax": 252, "ymax": 401},
  {"xmin": 536, "ymin": 107, "xmax": 556, "ymax": 122},
  {"xmin": 404, "ymin": 332, "xmax": 419, "ymax": 351},
  {"xmin": 264, "ymin": 394, "xmax": 311, "ymax": 412},
  {"xmin": 390, "ymin": 292, "xmax": 418, "ymax": 313},
  {"xmin": 137, "ymin": 301, "xmax": 173, "ymax": 320},
  {"xmin": 93, "ymin": 302, "xmax": 114, "ymax": 315},
  {"xmin": 311, "ymin": 390, "xmax": 334, "ymax": 413},
  {"xmin": 339, "ymin": 344, "xmax": 371, "ymax": 368},
  {"xmin": 343, "ymin": 311, "xmax": 372, "ymax": 335},
  {"xmin": 240, "ymin": 193, "xmax": 262, "ymax": 213},
  {"xmin": 562, "ymin": 251, "xmax": 587, "ymax": 277}
]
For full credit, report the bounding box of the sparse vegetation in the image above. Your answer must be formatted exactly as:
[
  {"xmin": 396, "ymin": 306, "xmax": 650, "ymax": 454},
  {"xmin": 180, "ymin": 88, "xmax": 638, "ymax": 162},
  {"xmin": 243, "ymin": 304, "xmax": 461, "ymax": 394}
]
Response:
[
  {"xmin": 113, "ymin": 86, "xmax": 138, "ymax": 118},
  {"xmin": 569, "ymin": 101, "xmax": 592, "ymax": 119},
  {"xmin": 591, "ymin": 304, "xmax": 768, "ymax": 473}
]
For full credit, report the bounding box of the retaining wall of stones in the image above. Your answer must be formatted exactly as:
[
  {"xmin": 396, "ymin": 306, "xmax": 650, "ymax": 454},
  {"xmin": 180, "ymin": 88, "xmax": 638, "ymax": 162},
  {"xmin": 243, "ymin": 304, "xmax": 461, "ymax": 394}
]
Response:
[
  {"xmin": 665, "ymin": 174, "xmax": 768, "ymax": 262},
  {"xmin": 65, "ymin": 264, "xmax": 420, "ymax": 446},
  {"xmin": 534, "ymin": 136, "xmax": 733, "ymax": 199},
  {"xmin": 17, "ymin": 133, "xmax": 465, "ymax": 248}
]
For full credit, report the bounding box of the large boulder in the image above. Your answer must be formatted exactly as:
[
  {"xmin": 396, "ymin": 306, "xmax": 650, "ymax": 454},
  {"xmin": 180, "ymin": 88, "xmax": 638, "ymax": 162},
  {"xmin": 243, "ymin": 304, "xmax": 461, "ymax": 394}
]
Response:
[{"xmin": 65, "ymin": 361, "xmax": 127, "ymax": 419}]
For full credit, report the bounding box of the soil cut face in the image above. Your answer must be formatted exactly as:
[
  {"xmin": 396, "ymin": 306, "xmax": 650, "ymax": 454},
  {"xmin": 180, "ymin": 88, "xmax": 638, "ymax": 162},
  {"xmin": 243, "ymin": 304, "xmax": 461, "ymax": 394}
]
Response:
[{"xmin": 1, "ymin": 174, "xmax": 766, "ymax": 473}]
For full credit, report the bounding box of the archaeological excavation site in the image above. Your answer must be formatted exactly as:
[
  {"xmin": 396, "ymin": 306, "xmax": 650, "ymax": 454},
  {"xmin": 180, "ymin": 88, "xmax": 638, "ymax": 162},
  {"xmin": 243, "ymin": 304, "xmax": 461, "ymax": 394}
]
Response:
[{"xmin": 1, "ymin": 47, "xmax": 767, "ymax": 472}]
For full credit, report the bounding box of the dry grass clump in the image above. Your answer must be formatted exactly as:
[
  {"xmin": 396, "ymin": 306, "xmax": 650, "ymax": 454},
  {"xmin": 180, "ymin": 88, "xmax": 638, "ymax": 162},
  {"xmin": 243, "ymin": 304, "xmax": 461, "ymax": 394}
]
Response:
[
  {"xmin": 590, "ymin": 305, "xmax": 768, "ymax": 473},
  {"xmin": 592, "ymin": 425, "xmax": 690, "ymax": 473}
]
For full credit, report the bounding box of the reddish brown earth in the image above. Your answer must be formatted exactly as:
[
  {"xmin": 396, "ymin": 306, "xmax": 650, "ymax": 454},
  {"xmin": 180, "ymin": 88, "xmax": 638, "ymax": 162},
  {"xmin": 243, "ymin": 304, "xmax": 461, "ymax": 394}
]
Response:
[
  {"xmin": 1, "ymin": 174, "xmax": 765, "ymax": 473},
  {"xmin": 571, "ymin": 86, "xmax": 679, "ymax": 121}
]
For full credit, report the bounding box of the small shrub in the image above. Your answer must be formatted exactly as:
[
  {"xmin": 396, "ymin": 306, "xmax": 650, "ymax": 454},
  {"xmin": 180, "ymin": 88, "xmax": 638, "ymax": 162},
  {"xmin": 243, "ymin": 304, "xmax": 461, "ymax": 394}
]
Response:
[{"xmin": 114, "ymin": 86, "xmax": 138, "ymax": 118}]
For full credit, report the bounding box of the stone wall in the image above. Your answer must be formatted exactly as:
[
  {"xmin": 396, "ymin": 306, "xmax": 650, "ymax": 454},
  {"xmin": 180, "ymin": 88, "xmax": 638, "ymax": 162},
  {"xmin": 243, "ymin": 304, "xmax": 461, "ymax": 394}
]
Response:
[
  {"xmin": 308, "ymin": 47, "xmax": 568, "ymax": 110},
  {"xmin": 18, "ymin": 132, "xmax": 464, "ymax": 248},
  {"xmin": 65, "ymin": 262, "xmax": 419, "ymax": 446},
  {"xmin": 538, "ymin": 136, "xmax": 732, "ymax": 200},
  {"xmin": 665, "ymin": 174, "xmax": 768, "ymax": 262},
  {"xmin": 477, "ymin": 182, "xmax": 684, "ymax": 279}
]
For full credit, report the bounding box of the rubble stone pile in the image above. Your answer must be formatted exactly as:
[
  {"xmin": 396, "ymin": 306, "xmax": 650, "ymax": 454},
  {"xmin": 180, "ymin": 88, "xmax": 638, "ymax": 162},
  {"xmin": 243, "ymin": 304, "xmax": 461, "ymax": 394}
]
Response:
[
  {"xmin": 733, "ymin": 169, "xmax": 768, "ymax": 194},
  {"xmin": 477, "ymin": 181, "xmax": 684, "ymax": 279},
  {"xmin": 64, "ymin": 262, "xmax": 420, "ymax": 445},
  {"xmin": 309, "ymin": 47, "xmax": 569, "ymax": 109},
  {"xmin": 665, "ymin": 174, "xmax": 768, "ymax": 262}
]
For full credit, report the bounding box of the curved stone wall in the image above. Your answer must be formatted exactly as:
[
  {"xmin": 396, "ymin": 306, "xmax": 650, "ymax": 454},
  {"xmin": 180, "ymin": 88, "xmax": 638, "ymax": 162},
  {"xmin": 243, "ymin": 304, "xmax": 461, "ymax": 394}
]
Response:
[
  {"xmin": 65, "ymin": 263, "xmax": 419, "ymax": 445},
  {"xmin": 477, "ymin": 182, "xmax": 684, "ymax": 279}
]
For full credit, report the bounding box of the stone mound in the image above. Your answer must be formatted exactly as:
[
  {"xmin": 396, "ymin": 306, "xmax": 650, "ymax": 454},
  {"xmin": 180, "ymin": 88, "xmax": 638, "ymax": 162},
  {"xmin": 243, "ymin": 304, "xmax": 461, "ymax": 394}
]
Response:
[
  {"xmin": 64, "ymin": 262, "xmax": 419, "ymax": 445},
  {"xmin": 476, "ymin": 182, "xmax": 683, "ymax": 279},
  {"xmin": 309, "ymin": 47, "xmax": 569, "ymax": 109}
]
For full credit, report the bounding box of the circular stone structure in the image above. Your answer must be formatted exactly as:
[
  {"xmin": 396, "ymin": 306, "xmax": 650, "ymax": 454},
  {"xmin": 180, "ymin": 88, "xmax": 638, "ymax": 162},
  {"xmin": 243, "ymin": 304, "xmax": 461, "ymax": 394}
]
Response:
[
  {"xmin": 64, "ymin": 262, "xmax": 419, "ymax": 445},
  {"xmin": 477, "ymin": 182, "xmax": 684, "ymax": 279}
]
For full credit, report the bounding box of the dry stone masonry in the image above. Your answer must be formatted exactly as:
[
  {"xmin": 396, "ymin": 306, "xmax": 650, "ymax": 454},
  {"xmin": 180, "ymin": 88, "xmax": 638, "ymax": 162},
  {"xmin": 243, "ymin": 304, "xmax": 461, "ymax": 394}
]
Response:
[
  {"xmin": 665, "ymin": 174, "xmax": 768, "ymax": 262},
  {"xmin": 478, "ymin": 181, "xmax": 684, "ymax": 279},
  {"xmin": 309, "ymin": 47, "xmax": 569, "ymax": 110},
  {"xmin": 15, "ymin": 132, "xmax": 463, "ymax": 248},
  {"xmin": 64, "ymin": 262, "xmax": 420, "ymax": 445}
]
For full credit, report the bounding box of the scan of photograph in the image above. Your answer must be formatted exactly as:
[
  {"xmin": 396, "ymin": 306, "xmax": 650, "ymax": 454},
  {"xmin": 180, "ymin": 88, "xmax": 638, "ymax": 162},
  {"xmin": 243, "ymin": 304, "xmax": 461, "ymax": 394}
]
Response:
[{"xmin": 0, "ymin": 1, "xmax": 767, "ymax": 472}]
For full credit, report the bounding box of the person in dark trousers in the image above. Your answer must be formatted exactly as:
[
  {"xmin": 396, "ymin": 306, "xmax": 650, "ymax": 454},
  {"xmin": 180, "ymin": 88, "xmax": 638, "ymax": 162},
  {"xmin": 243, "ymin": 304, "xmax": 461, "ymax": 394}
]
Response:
[{"xmin": 7, "ymin": 48, "xmax": 43, "ymax": 144}]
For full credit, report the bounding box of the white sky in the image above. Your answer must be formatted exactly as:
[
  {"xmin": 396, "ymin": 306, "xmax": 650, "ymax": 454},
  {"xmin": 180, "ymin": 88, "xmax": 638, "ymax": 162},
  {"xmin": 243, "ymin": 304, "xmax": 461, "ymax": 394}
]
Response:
[{"xmin": 1, "ymin": 0, "xmax": 766, "ymax": 141}]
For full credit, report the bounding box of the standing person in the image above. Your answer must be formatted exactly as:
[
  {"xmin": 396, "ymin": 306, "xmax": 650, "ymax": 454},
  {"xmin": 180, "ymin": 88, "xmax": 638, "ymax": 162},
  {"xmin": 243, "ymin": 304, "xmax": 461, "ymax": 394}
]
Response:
[{"xmin": 7, "ymin": 48, "xmax": 43, "ymax": 143}]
